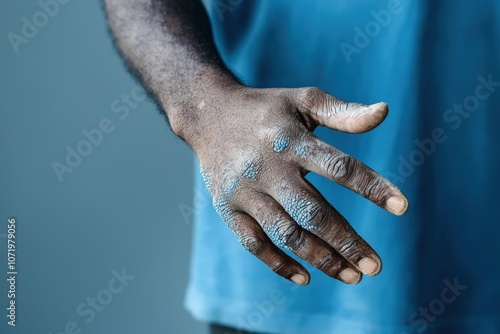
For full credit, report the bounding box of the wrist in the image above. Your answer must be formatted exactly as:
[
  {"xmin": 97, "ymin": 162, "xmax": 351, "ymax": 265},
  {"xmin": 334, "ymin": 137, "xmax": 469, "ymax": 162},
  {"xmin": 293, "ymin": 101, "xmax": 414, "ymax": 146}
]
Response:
[{"xmin": 163, "ymin": 65, "xmax": 242, "ymax": 145}]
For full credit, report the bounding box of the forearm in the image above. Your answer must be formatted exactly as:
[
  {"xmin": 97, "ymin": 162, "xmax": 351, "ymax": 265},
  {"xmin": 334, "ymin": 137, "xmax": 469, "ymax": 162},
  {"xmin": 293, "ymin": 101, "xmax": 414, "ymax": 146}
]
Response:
[{"xmin": 103, "ymin": 0, "xmax": 238, "ymax": 140}]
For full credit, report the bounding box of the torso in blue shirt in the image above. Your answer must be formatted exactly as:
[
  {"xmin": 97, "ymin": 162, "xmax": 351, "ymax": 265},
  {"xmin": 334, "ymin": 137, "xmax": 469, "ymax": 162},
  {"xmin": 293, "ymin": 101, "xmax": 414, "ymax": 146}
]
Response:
[{"xmin": 186, "ymin": 1, "xmax": 500, "ymax": 333}]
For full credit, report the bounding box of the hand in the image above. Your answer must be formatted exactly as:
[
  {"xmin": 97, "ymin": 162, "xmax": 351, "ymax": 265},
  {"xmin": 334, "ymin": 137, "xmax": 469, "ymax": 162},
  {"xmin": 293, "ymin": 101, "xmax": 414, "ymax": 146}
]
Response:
[{"xmin": 183, "ymin": 84, "xmax": 408, "ymax": 285}]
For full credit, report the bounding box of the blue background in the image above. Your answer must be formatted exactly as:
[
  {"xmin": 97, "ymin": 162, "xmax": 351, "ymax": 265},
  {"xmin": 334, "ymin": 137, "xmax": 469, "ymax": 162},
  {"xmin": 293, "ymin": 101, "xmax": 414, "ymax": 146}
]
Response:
[{"xmin": 0, "ymin": 1, "xmax": 206, "ymax": 333}]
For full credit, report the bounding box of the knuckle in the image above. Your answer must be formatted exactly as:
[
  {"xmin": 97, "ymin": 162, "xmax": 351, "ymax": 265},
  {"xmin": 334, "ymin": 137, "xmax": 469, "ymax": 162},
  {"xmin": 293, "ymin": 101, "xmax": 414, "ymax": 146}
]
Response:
[
  {"xmin": 279, "ymin": 223, "xmax": 305, "ymax": 250},
  {"xmin": 242, "ymin": 235, "xmax": 267, "ymax": 255},
  {"xmin": 337, "ymin": 237, "xmax": 362, "ymax": 259},
  {"xmin": 220, "ymin": 175, "xmax": 242, "ymax": 197},
  {"xmin": 241, "ymin": 157, "xmax": 263, "ymax": 181},
  {"xmin": 361, "ymin": 178, "xmax": 386, "ymax": 203},
  {"xmin": 264, "ymin": 220, "xmax": 305, "ymax": 250},
  {"xmin": 324, "ymin": 154, "xmax": 355, "ymax": 182},
  {"xmin": 307, "ymin": 204, "xmax": 329, "ymax": 231},
  {"xmin": 280, "ymin": 195, "xmax": 327, "ymax": 231},
  {"xmin": 271, "ymin": 129, "xmax": 294, "ymax": 153},
  {"xmin": 316, "ymin": 253, "xmax": 342, "ymax": 273},
  {"xmin": 297, "ymin": 87, "xmax": 348, "ymax": 117}
]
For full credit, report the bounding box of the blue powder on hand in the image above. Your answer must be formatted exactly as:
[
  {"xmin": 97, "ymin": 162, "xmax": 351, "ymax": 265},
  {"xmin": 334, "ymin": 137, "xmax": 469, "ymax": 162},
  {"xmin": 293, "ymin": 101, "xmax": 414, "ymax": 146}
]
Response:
[
  {"xmin": 280, "ymin": 196, "xmax": 318, "ymax": 231},
  {"xmin": 263, "ymin": 222, "xmax": 293, "ymax": 251},
  {"xmin": 232, "ymin": 229, "xmax": 249, "ymax": 251},
  {"xmin": 273, "ymin": 134, "xmax": 291, "ymax": 153},
  {"xmin": 199, "ymin": 165, "xmax": 212, "ymax": 192},
  {"xmin": 213, "ymin": 197, "xmax": 234, "ymax": 227},
  {"xmin": 224, "ymin": 178, "xmax": 240, "ymax": 196},
  {"xmin": 294, "ymin": 144, "xmax": 308, "ymax": 157},
  {"xmin": 242, "ymin": 160, "xmax": 260, "ymax": 180}
]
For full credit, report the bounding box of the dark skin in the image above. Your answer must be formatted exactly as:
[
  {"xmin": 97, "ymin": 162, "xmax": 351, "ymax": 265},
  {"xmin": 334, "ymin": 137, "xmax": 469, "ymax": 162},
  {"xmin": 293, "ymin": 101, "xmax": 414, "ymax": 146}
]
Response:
[{"xmin": 104, "ymin": 0, "xmax": 409, "ymax": 286}]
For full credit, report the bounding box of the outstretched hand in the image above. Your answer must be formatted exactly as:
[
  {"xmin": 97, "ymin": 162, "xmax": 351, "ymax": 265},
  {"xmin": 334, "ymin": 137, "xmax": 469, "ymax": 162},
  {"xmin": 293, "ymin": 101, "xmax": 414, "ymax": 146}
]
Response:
[{"xmin": 185, "ymin": 85, "xmax": 408, "ymax": 286}]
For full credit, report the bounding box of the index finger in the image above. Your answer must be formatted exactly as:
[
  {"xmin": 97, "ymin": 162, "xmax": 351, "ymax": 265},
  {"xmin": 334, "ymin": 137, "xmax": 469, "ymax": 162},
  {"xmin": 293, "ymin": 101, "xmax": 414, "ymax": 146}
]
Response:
[{"xmin": 295, "ymin": 135, "xmax": 409, "ymax": 215}]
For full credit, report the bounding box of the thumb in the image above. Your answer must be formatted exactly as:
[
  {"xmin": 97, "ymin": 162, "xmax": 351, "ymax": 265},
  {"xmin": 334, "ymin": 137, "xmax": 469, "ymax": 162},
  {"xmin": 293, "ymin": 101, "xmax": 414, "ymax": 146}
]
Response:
[{"xmin": 293, "ymin": 87, "xmax": 389, "ymax": 133}]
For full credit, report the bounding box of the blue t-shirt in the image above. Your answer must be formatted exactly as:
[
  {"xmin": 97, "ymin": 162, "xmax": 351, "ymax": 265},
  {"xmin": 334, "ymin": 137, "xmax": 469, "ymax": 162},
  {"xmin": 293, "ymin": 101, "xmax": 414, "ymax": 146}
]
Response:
[{"xmin": 185, "ymin": 1, "xmax": 500, "ymax": 333}]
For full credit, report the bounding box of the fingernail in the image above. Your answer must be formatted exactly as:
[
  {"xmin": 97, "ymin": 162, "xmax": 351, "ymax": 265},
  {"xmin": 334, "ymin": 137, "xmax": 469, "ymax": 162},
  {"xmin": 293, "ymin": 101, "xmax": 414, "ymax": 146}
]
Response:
[
  {"xmin": 339, "ymin": 268, "xmax": 361, "ymax": 284},
  {"xmin": 291, "ymin": 274, "xmax": 307, "ymax": 285},
  {"xmin": 387, "ymin": 196, "xmax": 408, "ymax": 215},
  {"xmin": 358, "ymin": 257, "xmax": 379, "ymax": 276},
  {"xmin": 369, "ymin": 102, "xmax": 388, "ymax": 113},
  {"xmin": 369, "ymin": 102, "xmax": 387, "ymax": 109}
]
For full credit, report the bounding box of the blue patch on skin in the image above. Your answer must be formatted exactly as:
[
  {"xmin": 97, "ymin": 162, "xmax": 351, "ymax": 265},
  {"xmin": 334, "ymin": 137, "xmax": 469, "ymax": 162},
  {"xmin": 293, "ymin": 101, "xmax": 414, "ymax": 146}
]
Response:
[
  {"xmin": 263, "ymin": 223, "xmax": 293, "ymax": 251},
  {"xmin": 280, "ymin": 196, "xmax": 318, "ymax": 231},
  {"xmin": 242, "ymin": 160, "xmax": 260, "ymax": 180},
  {"xmin": 273, "ymin": 134, "xmax": 291, "ymax": 153},
  {"xmin": 294, "ymin": 144, "xmax": 308, "ymax": 157},
  {"xmin": 213, "ymin": 197, "xmax": 234, "ymax": 227},
  {"xmin": 200, "ymin": 165, "xmax": 212, "ymax": 192},
  {"xmin": 232, "ymin": 229, "xmax": 249, "ymax": 251},
  {"xmin": 224, "ymin": 178, "xmax": 240, "ymax": 196}
]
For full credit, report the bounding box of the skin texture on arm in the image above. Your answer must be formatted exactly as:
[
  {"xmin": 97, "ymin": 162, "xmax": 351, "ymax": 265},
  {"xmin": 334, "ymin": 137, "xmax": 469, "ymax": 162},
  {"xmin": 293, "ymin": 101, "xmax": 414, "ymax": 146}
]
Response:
[
  {"xmin": 104, "ymin": 0, "xmax": 409, "ymax": 286},
  {"xmin": 103, "ymin": 0, "xmax": 238, "ymax": 139}
]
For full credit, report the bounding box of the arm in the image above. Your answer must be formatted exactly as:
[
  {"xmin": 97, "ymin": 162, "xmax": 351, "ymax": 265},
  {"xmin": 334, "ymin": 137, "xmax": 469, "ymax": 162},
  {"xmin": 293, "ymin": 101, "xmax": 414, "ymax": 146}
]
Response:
[
  {"xmin": 104, "ymin": 0, "xmax": 408, "ymax": 286},
  {"xmin": 103, "ymin": 0, "xmax": 237, "ymax": 142}
]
